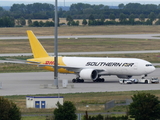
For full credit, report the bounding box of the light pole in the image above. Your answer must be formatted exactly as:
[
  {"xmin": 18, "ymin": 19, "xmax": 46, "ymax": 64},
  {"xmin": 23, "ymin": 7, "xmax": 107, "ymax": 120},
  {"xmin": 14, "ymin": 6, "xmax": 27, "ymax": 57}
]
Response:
[{"xmin": 54, "ymin": 0, "xmax": 58, "ymax": 89}]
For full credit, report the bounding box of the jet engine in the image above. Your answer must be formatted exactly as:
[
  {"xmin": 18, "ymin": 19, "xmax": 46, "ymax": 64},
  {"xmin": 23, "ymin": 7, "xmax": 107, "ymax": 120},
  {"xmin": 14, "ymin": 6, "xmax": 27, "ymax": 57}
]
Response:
[
  {"xmin": 117, "ymin": 75, "xmax": 132, "ymax": 79},
  {"xmin": 79, "ymin": 69, "xmax": 98, "ymax": 80}
]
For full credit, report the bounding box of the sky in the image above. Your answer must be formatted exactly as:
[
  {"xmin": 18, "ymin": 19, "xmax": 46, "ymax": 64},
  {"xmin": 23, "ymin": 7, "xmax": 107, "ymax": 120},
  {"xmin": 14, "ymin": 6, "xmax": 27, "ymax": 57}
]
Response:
[{"xmin": 1, "ymin": 0, "xmax": 160, "ymax": 6}]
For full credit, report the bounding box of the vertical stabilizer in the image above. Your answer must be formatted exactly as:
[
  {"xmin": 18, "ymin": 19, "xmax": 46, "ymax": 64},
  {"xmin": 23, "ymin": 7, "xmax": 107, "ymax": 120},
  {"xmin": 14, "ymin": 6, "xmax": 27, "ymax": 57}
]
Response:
[{"xmin": 27, "ymin": 30, "xmax": 49, "ymax": 58}]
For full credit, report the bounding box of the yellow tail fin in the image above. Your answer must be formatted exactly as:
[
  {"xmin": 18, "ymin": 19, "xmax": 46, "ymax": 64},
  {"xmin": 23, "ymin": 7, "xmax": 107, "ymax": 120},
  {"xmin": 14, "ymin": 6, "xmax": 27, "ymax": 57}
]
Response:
[{"xmin": 27, "ymin": 30, "xmax": 49, "ymax": 58}]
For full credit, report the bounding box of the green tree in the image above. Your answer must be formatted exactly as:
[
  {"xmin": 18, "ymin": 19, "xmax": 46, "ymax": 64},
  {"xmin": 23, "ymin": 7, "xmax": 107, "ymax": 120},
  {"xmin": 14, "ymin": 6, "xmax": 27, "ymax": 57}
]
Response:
[
  {"xmin": 118, "ymin": 3, "xmax": 124, "ymax": 9},
  {"xmin": 129, "ymin": 92, "xmax": 160, "ymax": 120},
  {"xmin": 148, "ymin": 12, "xmax": 156, "ymax": 24},
  {"xmin": 66, "ymin": 15, "xmax": 73, "ymax": 22},
  {"xmin": 20, "ymin": 17, "xmax": 26, "ymax": 26},
  {"xmin": 67, "ymin": 21, "xmax": 71, "ymax": 26},
  {"xmin": 0, "ymin": 97, "xmax": 21, "ymax": 120},
  {"xmin": 155, "ymin": 20, "xmax": 160, "ymax": 25},
  {"xmin": 109, "ymin": 14, "xmax": 116, "ymax": 21},
  {"xmin": 88, "ymin": 14, "xmax": 95, "ymax": 26},
  {"xmin": 95, "ymin": 114, "xmax": 103, "ymax": 120},
  {"xmin": 82, "ymin": 19, "xmax": 87, "ymax": 26},
  {"xmin": 0, "ymin": 7, "xmax": 4, "ymax": 11},
  {"xmin": 75, "ymin": 20, "xmax": 79, "ymax": 26},
  {"xmin": 83, "ymin": 8, "xmax": 94, "ymax": 14},
  {"xmin": 1, "ymin": 16, "xmax": 15, "ymax": 27},
  {"xmin": 100, "ymin": 15, "xmax": 105, "ymax": 23},
  {"xmin": 158, "ymin": 4, "xmax": 160, "ymax": 9},
  {"xmin": 32, "ymin": 21, "xmax": 40, "ymax": 27},
  {"xmin": 54, "ymin": 101, "xmax": 77, "ymax": 120},
  {"xmin": 71, "ymin": 21, "xmax": 76, "ymax": 26},
  {"xmin": 129, "ymin": 14, "xmax": 135, "ymax": 25},
  {"xmin": 28, "ymin": 18, "xmax": 32, "ymax": 26},
  {"xmin": 88, "ymin": 14, "xmax": 95, "ymax": 21},
  {"xmin": 119, "ymin": 13, "xmax": 126, "ymax": 23},
  {"xmin": 155, "ymin": 14, "xmax": 160, "ymax": 25},
  {"xmin": 39, "ymin": 21, "xmax": 44, "ymax": 27},
  {"xmin": 139, "ymin": 14, "xmax": 145, "ymax": 22},
  {"xmin": 44, "ymin": 21, "xmax": 54, "ymax": 27},
  {"xmin": 145, "ymin": 19, "xmax": 152, "ymax": 25},
  {"xmin": 158, "ymin": 13, "xmax": 160, "ymax": 20},
  {"xmin": 88, "ymin": 20, "xmax": 95, "ymax": 26},
  {"xmin": 124, "ymin": 3, "xmax": 141, "ymax": 10}
]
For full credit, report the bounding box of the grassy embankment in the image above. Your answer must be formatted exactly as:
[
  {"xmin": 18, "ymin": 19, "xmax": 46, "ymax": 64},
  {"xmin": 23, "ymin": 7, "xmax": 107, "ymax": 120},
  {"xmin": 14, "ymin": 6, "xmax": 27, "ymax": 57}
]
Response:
[{"xmin": 1, "ymin": 25, "xmax": 160, "ymax": 36}]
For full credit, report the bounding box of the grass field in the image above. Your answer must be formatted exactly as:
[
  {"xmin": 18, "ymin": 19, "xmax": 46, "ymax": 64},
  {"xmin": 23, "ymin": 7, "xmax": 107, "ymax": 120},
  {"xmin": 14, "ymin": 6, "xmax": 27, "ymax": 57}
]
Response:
[
  {"xmin": 1, "ymin": 25, "xmax": 160, "ymax": 36},
  {"xmin": 0, "ymin": 38, "xmax": 160, "ymax": 53}
]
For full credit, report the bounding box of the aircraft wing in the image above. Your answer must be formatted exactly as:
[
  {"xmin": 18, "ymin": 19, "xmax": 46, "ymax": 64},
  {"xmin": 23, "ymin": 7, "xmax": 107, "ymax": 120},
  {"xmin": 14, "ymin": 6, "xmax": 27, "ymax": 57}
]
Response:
[
  {"xmin": 2, "ymin": 59, "xmax": 40, "ymax": 65},
  {"xmin": 2, "ymin": 59, "xmax": 105, "ymax": 74}
]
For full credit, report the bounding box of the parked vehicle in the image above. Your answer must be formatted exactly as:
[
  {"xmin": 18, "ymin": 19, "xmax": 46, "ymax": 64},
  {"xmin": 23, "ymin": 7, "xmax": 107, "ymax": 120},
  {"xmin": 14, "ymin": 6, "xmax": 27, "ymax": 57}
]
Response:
[
  {"xmin": 150, "ymin": 77, "xmax": 159, "ymax": 83},
  {"xmin": 138, "ymin": 77, "xmax": 159, "ymax": 84},
  {"xmin": 138, "ymin": 78, "xmax": 150, "ymax": 84},
  {"xmin": 119, "ymin": 79, "xmax": 132, "ymax": 84},
  {"xmin": 129, "ymin": 79, "xmax": 138, "ymax": 84}
]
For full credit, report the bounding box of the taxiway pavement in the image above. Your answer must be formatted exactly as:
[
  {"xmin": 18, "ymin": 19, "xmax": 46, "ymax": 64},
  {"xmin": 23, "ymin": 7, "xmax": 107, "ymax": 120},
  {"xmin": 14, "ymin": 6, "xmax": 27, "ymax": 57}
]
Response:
[
  {"xmin": 0, "ymin": 33, "xmax": 160, "ymax": 40},
  {"xmin": 1, "ymin": 50, "xmax": 160, "ymax": 57},
  {"xmin": 0, "ymin": 68, "xmax": 160, "ymax": 96}
]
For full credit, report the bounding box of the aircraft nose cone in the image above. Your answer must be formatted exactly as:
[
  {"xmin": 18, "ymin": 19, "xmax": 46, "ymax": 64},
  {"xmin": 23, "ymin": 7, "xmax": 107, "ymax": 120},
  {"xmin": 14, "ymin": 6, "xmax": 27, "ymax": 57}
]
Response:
[
  {"xmin": 147, "ymin": 65, "xmax": 156, "ymax": 73},
  {"xmin": 152, "ymin": 66, "xmax": 156, "ymax": 71},
  {"xmin": 145, "ymin": 64, "xmax": 155, "ymax": 74}
]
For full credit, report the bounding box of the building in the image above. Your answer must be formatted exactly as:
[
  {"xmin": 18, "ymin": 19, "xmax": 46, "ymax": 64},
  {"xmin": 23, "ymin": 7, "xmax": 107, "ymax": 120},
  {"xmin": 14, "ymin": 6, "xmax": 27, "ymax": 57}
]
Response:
[{"xmin": 26, "ymin": 96, "xmax": 63, "ymax": 109}]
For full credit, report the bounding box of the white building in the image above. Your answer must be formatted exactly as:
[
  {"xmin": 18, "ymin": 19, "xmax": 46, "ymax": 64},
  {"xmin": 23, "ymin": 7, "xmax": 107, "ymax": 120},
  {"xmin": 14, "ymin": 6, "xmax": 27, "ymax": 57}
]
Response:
[{"xmin": 26, "ymin": 96, "xmax": 63, "ymax": 109}]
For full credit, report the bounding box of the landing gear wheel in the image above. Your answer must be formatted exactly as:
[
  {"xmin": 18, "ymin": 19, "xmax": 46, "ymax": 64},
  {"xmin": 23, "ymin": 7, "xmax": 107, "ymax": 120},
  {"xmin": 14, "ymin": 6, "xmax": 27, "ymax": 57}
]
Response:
[
  {"xmin": 145, "ymin": 80, "xmax": 148, "ymax": 84},
  {"xmin": 72, "ymin": 79, "xmax": 84, "ymax": 83},
  {"xmin": 101, "ymin": 78, "xmax": 105, "ymax": 82},
  {"xmin": 72, "ymin": 79, "xmax": 76, "ymax": 83},
  {"xmin": 80, "ymin": 79, "xmax": 84, "ymax": 82},
  {"xmin": 93, "ymin": 78, "xmax": 105, "ymax": 82}
]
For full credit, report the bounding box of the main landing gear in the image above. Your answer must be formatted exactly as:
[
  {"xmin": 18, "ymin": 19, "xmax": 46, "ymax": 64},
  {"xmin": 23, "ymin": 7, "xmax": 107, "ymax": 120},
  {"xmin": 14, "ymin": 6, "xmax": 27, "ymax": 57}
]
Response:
[
  {"xmin": 72, "ymin": 78, "xmax": 84, "ymax": 83},
  {"xmin": 72, "ymin": 78, "xmax": 105, "ymax": 83},
  {"xmin": 93, "ymin": 78, "xmax": 105, "ymax": 82}
]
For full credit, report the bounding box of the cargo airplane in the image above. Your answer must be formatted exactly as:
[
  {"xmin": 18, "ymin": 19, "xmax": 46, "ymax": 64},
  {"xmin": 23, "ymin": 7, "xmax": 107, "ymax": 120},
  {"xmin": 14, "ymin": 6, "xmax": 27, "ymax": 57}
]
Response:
[{"xmin": 6, "ymin": 31, "xmax": 155, "ymax": 83}]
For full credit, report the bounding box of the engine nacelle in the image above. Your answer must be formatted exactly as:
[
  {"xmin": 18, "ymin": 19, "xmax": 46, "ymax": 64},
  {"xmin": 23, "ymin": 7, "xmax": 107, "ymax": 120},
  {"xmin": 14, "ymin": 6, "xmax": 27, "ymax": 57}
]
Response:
[
  {"xmin": 79, "ymin": 69, "xmax": 98, "ymax": 80},
  {"xmin": 117, "ymin": 75, "xmax": 132, "ymax": 79}
]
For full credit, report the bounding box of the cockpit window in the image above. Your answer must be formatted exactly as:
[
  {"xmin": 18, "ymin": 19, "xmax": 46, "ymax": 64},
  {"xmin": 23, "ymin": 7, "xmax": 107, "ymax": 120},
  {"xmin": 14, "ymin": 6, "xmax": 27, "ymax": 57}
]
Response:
[{"xmin": 146, "ymin": 64, "xmax": 153, "ymax": 67}]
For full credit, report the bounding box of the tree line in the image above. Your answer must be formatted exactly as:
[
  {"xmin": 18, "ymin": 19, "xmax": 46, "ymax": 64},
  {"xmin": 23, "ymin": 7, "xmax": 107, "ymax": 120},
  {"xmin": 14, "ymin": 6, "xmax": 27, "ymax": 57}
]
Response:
[
  {"xmin": 1, "ymin": 2, "xmax": 160, "ymax": 19},
  {"xmin": 1, "ymin": 2, "xmax": 160, "ymax": 27}
]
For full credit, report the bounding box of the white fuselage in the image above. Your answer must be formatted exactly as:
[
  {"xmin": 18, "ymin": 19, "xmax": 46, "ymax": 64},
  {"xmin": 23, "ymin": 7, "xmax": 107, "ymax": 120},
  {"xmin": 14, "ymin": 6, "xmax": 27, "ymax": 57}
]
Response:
[{"xmin": 61, "ymin": 57, "xmax": 155, "ymax": 76}]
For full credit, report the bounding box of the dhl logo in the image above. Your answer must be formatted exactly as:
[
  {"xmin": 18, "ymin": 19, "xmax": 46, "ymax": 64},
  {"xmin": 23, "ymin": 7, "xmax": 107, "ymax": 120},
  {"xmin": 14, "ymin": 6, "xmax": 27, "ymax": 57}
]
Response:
[
  {"xmin": 44, "ymin": 61, "xmax": 54, "ymax": 65},
  {"xmin": 43, "ymin": 61, "xmax": 60, "ymax": 65}
]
